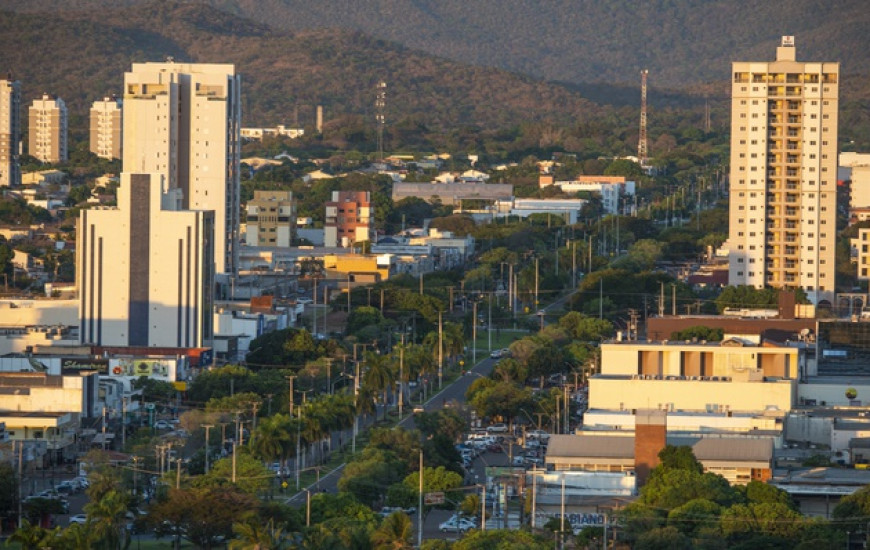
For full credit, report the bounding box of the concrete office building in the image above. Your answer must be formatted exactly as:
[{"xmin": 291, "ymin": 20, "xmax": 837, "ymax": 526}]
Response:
[
  {"xmin": 0, "ymin": 78, "xmax": 21, "ymax": 187},
  {"xmin": 324, "ymin": 190, "xmax": 372, "ymax": 248},
  {"xmin": 89, "ymin": 96, "xmax": 123, "ymax": 160},
  {"xmin": 726, "ymin": 36, "xmax": 839, "ymax": 305},
  {"xmin": 123, "ymin": 62, "xmax": 241, "ymax": 275},
  {"xmin": 77, "ymin": 173, "xmax": 215, "ymax": 348},
  {"xmin": 28, "ymin": 93, "xmax": 68, "ymax": 163},
  {"xmin": 245, "ymin": 190, "xmax": 296, "ymax": 247}
]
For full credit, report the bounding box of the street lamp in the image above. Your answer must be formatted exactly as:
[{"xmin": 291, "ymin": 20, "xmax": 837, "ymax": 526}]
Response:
[{"xmin": 537, "ymin": 310, "xmax": 545, "ymax": 332}]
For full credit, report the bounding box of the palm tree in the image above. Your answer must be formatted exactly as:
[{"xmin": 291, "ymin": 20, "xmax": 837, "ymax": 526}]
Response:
[
  {"xmin": 370, "ymin": 512, "xmax": 413, "ymax": 550},
  {"xmin": 60, "ymin": 522, "xmax": 96, "ymax": 550},
  {"xmin": 363, "ymin": 351, "xmax": 395, "ymax": 421},
  {"xmin": 231, "ymin": 519, "xmax": 291, "ymax": 550},
  {"xmin": 84, "ymin": 489, "xmax": 129, "ymax": 550},
  {"xmin": 7, "ymin": 520, "xmax": 51, "ymax": 550},
  {"xmin": 250, "ymin": 413, "xmax": 294, "ymax": 472}
]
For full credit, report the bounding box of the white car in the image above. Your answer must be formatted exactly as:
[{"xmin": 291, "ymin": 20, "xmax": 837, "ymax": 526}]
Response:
[
  {"xmin": 527, "ymin": 429, "xmax": 550, "ymax": 441},
  {"xmin": 69, "ymin": 514, "xmax": 88, "ymax": 525},
  {"xmin": 439, "ymin": 517, "xmax": 476, "ymax": 533},
  {"xmin": 486, "ymin": 423, "xmax": 508, "ymax": 434},
  {"xmin": 154, "ymin": 420, "xmax": 172, "ymax": 430}
]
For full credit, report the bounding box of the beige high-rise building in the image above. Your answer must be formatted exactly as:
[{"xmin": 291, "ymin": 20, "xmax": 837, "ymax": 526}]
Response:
[
  {"xmin": 727, "ymin": 36, "xmax": 839, "ymax": 305},
  {"xmin": 0, "ymin": 78, "xmax": 21, "ymax": 187},
  {"xmin": 28, "ymin": 93, "xmax": 68, "ymax": 163},
  {"xmin": 245, "ymin": 190, "xmax": 296, "ymax": 247},
  {"xmin": 89, "ymin": 96, "xmax": 122, "ymax": 160},
  {"xmin": 77, "ymin": 173, "xmax": 215, "ymax": 348},
  {"xmin": 122, "ymin": 62, "xmax": 241, "ymax": 275}
]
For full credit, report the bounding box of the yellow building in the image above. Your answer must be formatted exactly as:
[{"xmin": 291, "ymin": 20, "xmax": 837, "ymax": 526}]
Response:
[
  {"xmin": 245, "ymin": 190, "xmax": 296, "ymax": 247},
  {"xmin": 590, "ymin": 338, "xmax": 801, "ymax": 415},
  {"xmin": 323, "ymin": 254, "xmax": 391, "ymax": 283}
]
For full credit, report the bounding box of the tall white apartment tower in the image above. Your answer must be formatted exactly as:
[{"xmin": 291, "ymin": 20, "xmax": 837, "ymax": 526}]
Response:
[
  {"xmin": 0, "ymin": 77, "xmax": 21, "ymax": 186},
  {"xmin": 122, "ymin": 62, "xmax": 241, "ymax": 275},
  {"xmin": 727, "ymin": 37, "xmax": 839, "ymax": 305},
  {"xmin": 28, "ymin": 93, "xmax": 68, "ymax": 163},
  {"xmin": 77, "ymin": 172, "xmax": 215, "ymax": 348},
  {"xmin": 89, "ymin": 96, "xmax": 123, "ymax": 160}
]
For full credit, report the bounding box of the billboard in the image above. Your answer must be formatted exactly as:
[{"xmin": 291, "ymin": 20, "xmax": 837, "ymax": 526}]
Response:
[
  {"xmin": 112, "ymin": 359, "xmax": 173, "ymax": 378},
  {"xmin": 61, "ymin": 358, "xmax": 109, "ymax": 375}
]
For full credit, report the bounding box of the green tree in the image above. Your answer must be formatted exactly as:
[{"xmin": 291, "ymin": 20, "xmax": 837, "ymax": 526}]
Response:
[
  {"xmin": 557, "ymin": 312, "xmax": 613, "ymax": 341},
  {"xmin": 452, "ymin": 529, "xmax": 552, "ymax": 549},
  {"xmin": 370, "ymin": 511, "xmax": 414, "ymax": 550},
  {"xmin": 634, "ymin": 526, "xmax": 693, "ymax": 550},
  {"xmin": 230, "ymin": 518, "xmax": 292, "ymax": 550},
  {"xmin": 6, "ymin": 520, "xmax": 53, "ymax": 550},
  {"xmin": 363, "ymin": 351, "xmax": 395, "ymax": 421},
  {"xmin": 83, "ymin": 489, "xmax": 130, "ymax": 550},
  {"xmin": 195, "ymin": 452, "xmax": 272, "ymax": 495},
  {"xmin": 148, "ymin": 487, "xmax": 256, "ymax": 549}
]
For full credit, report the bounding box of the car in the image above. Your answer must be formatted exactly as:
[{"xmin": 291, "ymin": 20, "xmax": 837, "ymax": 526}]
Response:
[
  {"xmin": 412, "ymin": 405, "xmax": 425, "ymax": 414},
  {"xmin": 154, "ymin": 420, "xmax": 172, "ymax": 430},
  {"xmin": 527, "ymin": 429, "xmax": 550, "ymax": 441},
  {"xmin": 490, "ymin": 349, "xmax": 502, "ymax": 359},
  {"xmin": 69, "ymin": 514, "xmax": 88, "ymax": 525},
  {"xmin": 378, "ymin": 507, "xmax": 409, "ymax": 518},
  {"xmin": 439, "ymin": 517, "xmax": 476, "ymax": 533},
  {"xmin": 297, "ymin": 298, "xmax": 313, "ymax": 305},
  {"xmin": 486, "ymin": 423, "xmax": 509, "ymax": 434}
]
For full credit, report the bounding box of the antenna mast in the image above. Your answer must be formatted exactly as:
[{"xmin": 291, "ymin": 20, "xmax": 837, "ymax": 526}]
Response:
[
  {"xmin": 638, "ymin": 69, "xmax": 648, "ymax": 164},
  {"xmin": 375, "ymin": 81, "xmax": 387, "ymax": 161}
]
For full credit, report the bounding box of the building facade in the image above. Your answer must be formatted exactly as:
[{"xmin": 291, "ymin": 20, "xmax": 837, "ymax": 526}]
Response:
[
  {"xmin": 123, "ymin": 62, "xmax": 241, "ymax": 275},
  {"xmin": 28, "ymin": 94, "xmax": 68, "ymax": 163},
  {"xmin": 89, "ymin": 96, "xmax": 123, "ymax": 160},
  {"xmin": 245, "ymin": 190, "xmax": 296, "ymax": 247},
  {"xmin": 0, "ymin": 78, "xmax": 21, "ymax": 187},
  {"xmin": 324, "ymin": 191, "xmax": 372, "ymax": 248},
  {"xmin": 77, "ymin": 173, "xmax": 215, "ymax": 348},
  {"xmin": 727, "ymin": 36, "xmax": 839, "ymax": 305}
]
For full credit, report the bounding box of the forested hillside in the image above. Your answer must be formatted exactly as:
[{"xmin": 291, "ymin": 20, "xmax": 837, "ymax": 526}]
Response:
[
  {"xmin": 5, "ymin": 0, "xmax": 870, "ymax": 86},
  {"xmin": 3, "ymin": 1, "xmax": 870, "ymax": 153}
]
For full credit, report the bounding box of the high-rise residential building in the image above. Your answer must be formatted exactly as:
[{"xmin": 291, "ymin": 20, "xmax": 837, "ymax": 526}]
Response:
[
  {"xmin": 89, "ymin": 96, "xmax": 123, "ymax": 160},
  {"xmin": 245, "ymin": 190, "xmax": 296, "ymax": 247},
  {"xmin": 727, "ymin": 36, "xmax": 839, "ymax": 305},
  {"xmin": 324, "ymin": 190, "xmax": 373, "ymax": 248},
  {"xmin": 77, "ymin": 172, "xmax": 215, "ymax": 348},
  {"xmin": 122, "ymin": 62, "xmax": 241, "ymax": 275},
  {"xmin": 28, "ymin": 93, "xmax": 68, "ymax": 163},
  {"xmin": 0, "ymin": 77, "xmax": 21, "ymax": 187}
]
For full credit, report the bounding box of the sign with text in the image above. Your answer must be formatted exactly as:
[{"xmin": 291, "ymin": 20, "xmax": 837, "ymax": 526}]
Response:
[
  {"xmin": 61, "ymin": 358, "xmax": 109, "ymax": 375},
  {"xmin": 424, "ymin": 492, "xmax": 445, "ymax": 505}
]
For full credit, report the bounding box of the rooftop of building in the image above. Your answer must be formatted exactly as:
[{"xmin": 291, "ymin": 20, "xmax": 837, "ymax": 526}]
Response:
[{"xmin": 546, "ymin": 433, "xmax": 773, "ymax": 462}]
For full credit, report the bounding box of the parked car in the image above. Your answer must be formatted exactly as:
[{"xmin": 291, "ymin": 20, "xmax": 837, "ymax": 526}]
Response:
[
  {"xmin": 69, "ymin": 514, "xmax": 88, "ymax": 525},
  {"xmin": 439, "ymin": 517, "xmax": 476, "ymax": 533},
  {"xmin": 486, "ymin": 423, "xmax": 508, "ymax": 434},
  {"xmin": 154, "ymin": 420, "xmax": 172, "ymax": 430},
  {"xmin": 527, "ymin": 429, "xmax": 550, "ymax": 441},
  {"xmin": 412, "ymin": 405, "xmax": 425, "ymax": 414}
]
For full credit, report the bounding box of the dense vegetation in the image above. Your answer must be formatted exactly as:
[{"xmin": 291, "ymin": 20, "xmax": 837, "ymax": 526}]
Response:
[{"xmin": 3, "ymin": 1, "xmax": 870, "ymax": 155}]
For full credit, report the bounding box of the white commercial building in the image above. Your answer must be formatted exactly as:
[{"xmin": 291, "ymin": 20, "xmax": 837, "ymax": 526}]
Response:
[
  {"xmin": 77, "ymin": 173, "xmax": 215, "ymax": 348},
  {"xmin": 28, "ymin": 93, "xmax": 68, "ymax": 163},
  {"xmin": 89, "ymin": 96, "xmax": 123, "ymax": 160},
  {"xmin": 726, "ymin": 36, "xmax": 839, "ymax": 305},
  {"xmin": 123, "ymin": 62, "xmax": 241, "ymax": 275}
]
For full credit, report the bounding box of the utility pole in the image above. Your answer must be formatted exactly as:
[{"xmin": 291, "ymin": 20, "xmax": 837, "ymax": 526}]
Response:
[
  {"xmin": 312, "ymin": 277, "xmax": 318, "ymax": 337},
  {"xmin": 599, "ymin": 278, "xmax": 603, "ymax": 319},
  {"xmin": 472, "ymin": 301, "xmax": 478, "ymax": 366},
  {"xmin": 438, "ymin": 311, "xmax": 444, "ymax": 388},
  {"xmin": 531, "ymin": 464, "xmax": 537, "ymax": 529},
  {"xmin": 487, "ymin": 294, "xmax": 492, "ymax": 352},
  {"xmin": 353, "ymin": 360, "xmax": 360, "ymax": 453},
  {"xmin": 398, "ymin": 333, "xmax": 405, "ymax": 419},
  {"xmin": 417, "ymin": 450, "xmax": 423, "ymax": 548},
  {"xmin": 203, "ymin": 424, "xmax": 213, "ymax": 473},
  {"xmin": 287, "ymin": 375, "xmax": 295, "ymax": 417},
  {"xmin": 17, "ymin": 440, "xmax": 23, "ymax": 528},
  {"xmin": 102, "ymin": 406, "xmax": 107, "ymax": 451},
  {"xmin": 672, "ymin": 283, "xmax": 677, "ymax": 316},
  {"xmin": 176, "ymin": 458, "xmax": 182, "ymax": 489},
  {"xmin": 121, "ymin": 397, "xmax": 126, "ymax": 450},
  {"xmin": 534, "ymin": 258, "xmax": 539, "ymax": 308},
  {"xmin": 659, "ymin": 282, "xmax": 665, "ymax": 317}
]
